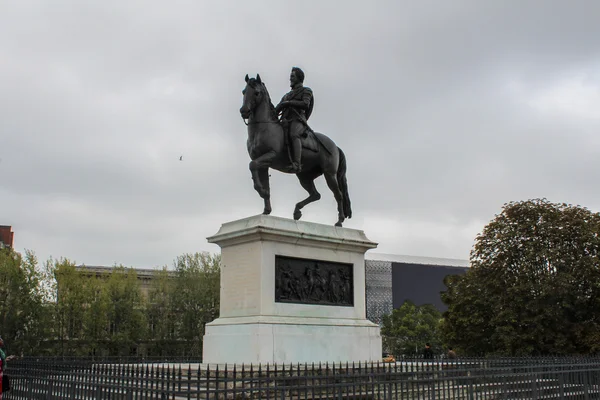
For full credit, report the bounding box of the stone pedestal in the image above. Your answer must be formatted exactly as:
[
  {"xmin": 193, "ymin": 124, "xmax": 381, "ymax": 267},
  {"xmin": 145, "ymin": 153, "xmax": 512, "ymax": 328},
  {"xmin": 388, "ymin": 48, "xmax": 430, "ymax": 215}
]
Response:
[{"xmin": 202, "ymin": 215, "xmax": 381, "ymax": 364}]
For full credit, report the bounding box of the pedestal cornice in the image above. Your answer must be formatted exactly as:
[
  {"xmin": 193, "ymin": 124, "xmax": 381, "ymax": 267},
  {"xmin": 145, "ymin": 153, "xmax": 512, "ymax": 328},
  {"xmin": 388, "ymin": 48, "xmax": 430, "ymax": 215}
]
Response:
[{"xmin": 207, "ymin": 215, "xmax": 377, "ymax": 253}]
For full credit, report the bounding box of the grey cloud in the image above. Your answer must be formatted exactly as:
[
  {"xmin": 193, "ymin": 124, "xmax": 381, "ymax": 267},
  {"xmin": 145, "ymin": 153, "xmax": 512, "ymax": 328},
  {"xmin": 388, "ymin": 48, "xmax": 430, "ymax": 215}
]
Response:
[{"xmin": 1, "ymin": 1, "xmax": 600, "ymax": 266}]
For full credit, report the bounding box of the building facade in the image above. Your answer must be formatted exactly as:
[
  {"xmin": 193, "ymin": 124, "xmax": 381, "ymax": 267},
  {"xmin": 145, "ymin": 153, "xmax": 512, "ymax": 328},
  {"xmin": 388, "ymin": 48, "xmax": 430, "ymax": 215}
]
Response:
[
  {"xmin": 0, "ymin": 225, "xmax": 14, "ymax": 249},
  {"xmin": 75, "ymin": 252, "xmax": 469, "ymax": 328},
  {"xmin": 364, "ymin": 253, "xmax": 470, "ymax": 325},
  {"xmin": 75, "ymin": 265, "xmax": 174, "ymax": 298}
]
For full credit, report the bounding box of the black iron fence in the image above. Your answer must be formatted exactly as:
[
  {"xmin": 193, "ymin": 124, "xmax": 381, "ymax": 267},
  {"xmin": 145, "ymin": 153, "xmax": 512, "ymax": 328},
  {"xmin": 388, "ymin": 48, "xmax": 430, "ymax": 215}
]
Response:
[{"xmin": 3, "ymin": 356, "xmax": 600, "ymax": 399}]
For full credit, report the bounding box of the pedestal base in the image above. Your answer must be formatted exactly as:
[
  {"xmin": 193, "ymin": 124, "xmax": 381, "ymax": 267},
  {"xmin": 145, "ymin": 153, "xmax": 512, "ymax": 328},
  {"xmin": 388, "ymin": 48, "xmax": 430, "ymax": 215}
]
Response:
[
  {"xmin": 203, "ymin": 215, "xmax": 382, "ymax": 364},
  {"xmin": 203, "ymin": 316, "xmax": 381, "ymax": 364}
]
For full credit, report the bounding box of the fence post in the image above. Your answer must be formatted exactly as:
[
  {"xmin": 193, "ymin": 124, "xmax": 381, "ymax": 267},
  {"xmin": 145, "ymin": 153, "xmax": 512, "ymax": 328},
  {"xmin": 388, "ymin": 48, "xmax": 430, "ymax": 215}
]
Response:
[
  {"xmin": 558, "ymin": 374, "xmax": 565, "ymax": 399},
  {"xmin": 531, "ymin": 372, "xmax": 538, "ymax": 400},
  {"xmin": 47, "ymin": 378, "xmax": 54, "ymax": 400},
  {"xmin": 583, "ymin": 371, "xmax": 590, "ymax": 400},
  {"xmin": 501, "ymin": 375, "xmax": 508, "ymax": 400},
  {"xmin": 468, "ymin": 379, "xmax": 475, "ymax": 400},
  {"xmin": 70, "ymin": 379, "xmax": 77, "ymax": 398},
  {"xmin": 27, "ymin": 376, "xmax": 33, "ymax": 399}
]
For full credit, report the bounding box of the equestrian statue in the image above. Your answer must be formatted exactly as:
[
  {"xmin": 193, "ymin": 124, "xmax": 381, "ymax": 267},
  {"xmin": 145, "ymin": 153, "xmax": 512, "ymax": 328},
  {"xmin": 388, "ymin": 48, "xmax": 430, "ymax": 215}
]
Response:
[{"xmin": 239, "ymin": 67, "xmax": 352, "ymax": 227}]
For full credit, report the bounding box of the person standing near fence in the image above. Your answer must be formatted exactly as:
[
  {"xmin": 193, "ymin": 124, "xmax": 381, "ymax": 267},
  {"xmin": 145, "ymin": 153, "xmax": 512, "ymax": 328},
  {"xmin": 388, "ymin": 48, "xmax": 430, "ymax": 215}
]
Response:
[
  {"xmin": 0, "ymin": 336, "xmax": 5, "ymax": 398},
  {"xmin": 423, "ymin": 343, "xmax": 434, "ymax": 359},
  {"xmin": 447, "ymin": 347, "xmax": 457, "ymax": 359},
  {"xmin": 0, "ymin": 336, "xmax": 14, "ymax": 399}
]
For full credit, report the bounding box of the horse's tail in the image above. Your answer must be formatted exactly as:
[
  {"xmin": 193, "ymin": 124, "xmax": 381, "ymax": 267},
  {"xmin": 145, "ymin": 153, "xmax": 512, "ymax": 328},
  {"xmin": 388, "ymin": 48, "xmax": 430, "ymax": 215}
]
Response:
[{"xmin": 337, "ymin": 147, "xmax": 352, "ymax": 219}]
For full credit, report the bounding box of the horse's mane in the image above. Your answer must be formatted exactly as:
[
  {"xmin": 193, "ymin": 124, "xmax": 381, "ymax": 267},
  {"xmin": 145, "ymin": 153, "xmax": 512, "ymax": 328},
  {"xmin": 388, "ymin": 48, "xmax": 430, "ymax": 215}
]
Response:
[{"xmin": 249, "ymin": 78, "xmax": 278, "ymax": 121}]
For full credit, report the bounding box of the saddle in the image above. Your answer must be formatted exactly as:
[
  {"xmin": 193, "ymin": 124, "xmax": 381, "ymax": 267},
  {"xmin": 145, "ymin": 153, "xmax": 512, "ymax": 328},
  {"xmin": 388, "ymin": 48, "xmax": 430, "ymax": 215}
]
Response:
[
  {"xmin": 299, "ymin": 128, "xmax": 319, "ymax": 153},
  {"xmin": 280, "ymin": 120, "xmax": 319, "ymax": 153}
]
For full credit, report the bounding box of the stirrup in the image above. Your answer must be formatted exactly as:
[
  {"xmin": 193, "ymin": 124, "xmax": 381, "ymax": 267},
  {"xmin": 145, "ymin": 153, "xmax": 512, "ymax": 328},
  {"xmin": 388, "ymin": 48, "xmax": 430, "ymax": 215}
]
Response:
[{"xmin": 290, "ymin": 162, "xmax": 302, "ymax": 173}]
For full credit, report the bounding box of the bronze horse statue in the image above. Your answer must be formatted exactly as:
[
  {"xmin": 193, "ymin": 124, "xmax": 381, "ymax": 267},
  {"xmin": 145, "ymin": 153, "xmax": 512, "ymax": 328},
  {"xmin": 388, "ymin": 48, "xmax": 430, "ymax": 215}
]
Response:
[{"xmin": 239, "ymin": 74, "xmax": 352, "ymax": 227}]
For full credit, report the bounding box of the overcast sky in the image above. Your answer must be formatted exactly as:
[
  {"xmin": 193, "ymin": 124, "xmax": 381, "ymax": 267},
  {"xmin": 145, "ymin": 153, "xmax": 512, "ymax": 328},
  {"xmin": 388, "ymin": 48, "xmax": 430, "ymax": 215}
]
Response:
[{"xmin": 2, "ymin": 1, "xmax": 599, "ymax": 268}]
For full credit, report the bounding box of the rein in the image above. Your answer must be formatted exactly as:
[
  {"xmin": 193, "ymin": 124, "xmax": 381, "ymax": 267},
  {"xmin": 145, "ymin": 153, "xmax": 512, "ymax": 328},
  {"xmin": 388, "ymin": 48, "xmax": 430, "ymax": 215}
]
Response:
[{"xmin": 241, "ymin": 114, "xmax": 280, "ymax": 126}]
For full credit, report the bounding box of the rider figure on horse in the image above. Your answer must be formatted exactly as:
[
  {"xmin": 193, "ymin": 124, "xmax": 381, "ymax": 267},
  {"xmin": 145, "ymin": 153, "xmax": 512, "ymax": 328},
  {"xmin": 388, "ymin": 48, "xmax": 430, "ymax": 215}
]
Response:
[{"xmin": 275, "ymin": 67, "xmax": 314, "ymax": 174}]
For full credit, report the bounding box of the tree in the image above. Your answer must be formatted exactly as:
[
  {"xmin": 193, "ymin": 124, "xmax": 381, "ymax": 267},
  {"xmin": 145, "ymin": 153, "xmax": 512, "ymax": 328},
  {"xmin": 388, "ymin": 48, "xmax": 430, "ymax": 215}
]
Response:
[
  {"xmin": 0, "ymin": 249, "xmax": 48, "ymax": 355},
  {"xmin": 381, "ymin": 300, "xmax": 443, "ymax": 357},
  {"xmin": 1, "ymin": 248, "xmax": 222, "ymax": 357},
  {"xmin": 146, "ymin": 268, "xmax": 177, "ymax": 356},
  {"xmin": 442, "ymin": 199, "xmax": 600, "ymax": 355},
  {"xmin": 105, "ymin": 266, "xmax": 147, "ymax": 355},
  {"xmin": 52, "ymin": 259, "xmax": 90, "ymax": 355},
  {"xmin": 171, "ymin": 252, "xmax": 220, "ymax": 357},
  {"xmin": 83, "ymin": 276, "xmax": 111, "ymax": 355}
]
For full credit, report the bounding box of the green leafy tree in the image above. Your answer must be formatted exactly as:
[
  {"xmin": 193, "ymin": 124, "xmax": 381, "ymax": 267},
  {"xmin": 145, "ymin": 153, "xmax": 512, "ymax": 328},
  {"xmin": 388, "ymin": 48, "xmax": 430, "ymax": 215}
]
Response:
[
  {"xmin": 381, "ymin": 300, "xmax": 443, "ymax": 356},
  {"xmin": 0, "ymin": 249, "xmax": 48, "ymax": 354},
  {"xmin": 106, "ymin": 266, "xmax": 147, "ymax": 355},
  {"xmin": 146, "ymin": 268, "xmax": 177, "ymax": 356},
  {"xmin": 442, "ymin": 199, "xmax": 600, "ymax": 355},
  {"xmin": 83, "ymin": 277, "xmax": 111, "ymax": 355},
  {"xmin": 172, "ymin": 252, "xmax": 220, "ymax": 357},
  {"xmin": 52, "ymin": 259, "xmax": 91, "ymax": 355},
  {"xmin": 46, "ymin": 259, "xmax": 114, "ymax": 355}
]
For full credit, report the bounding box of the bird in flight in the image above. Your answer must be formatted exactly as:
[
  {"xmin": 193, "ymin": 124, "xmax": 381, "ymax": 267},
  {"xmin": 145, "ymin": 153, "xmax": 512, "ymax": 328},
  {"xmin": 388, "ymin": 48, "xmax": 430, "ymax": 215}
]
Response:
[{"xmin": 179, "ymin": 155, "xmax": 183, "ymax": 161}]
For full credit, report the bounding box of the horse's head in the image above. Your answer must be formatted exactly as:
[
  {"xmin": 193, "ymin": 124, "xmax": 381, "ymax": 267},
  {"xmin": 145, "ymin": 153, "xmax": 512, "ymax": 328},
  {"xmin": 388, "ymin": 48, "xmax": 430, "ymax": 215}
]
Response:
[{"xmin": 240, "ymin": 74, "xmax": 273, "ymax": 122}]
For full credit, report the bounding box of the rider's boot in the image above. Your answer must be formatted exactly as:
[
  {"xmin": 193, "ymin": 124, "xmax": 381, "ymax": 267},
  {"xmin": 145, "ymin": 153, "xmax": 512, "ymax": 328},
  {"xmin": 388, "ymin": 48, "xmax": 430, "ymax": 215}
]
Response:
[{"xmin": 291, "ymin": 138, "xmax": 302, "ymax": 173}]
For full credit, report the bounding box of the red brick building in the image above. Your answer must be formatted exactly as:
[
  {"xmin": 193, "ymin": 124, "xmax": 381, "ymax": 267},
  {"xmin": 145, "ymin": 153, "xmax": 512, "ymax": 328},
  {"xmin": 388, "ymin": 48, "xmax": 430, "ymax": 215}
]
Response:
[{"xmin": 0, "ymin": 225, "xmax": 14, "ymax": 249}]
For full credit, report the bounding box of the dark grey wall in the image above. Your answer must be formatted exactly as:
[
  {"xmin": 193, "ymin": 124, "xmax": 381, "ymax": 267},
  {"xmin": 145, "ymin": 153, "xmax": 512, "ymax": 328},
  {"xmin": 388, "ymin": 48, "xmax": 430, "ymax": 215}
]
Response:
[{"xmin": 391, "ymin": 262, "xmax": 468, "ymax": 311}]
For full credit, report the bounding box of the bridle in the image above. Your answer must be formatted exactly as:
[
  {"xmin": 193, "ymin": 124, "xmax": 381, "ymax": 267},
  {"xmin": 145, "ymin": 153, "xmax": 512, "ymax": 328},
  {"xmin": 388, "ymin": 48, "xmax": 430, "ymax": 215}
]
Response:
[
  {"xmin": 241, "ymin": 86, "xmax": 280, "ymax": 126},
  {"xmin": 242, "ymin": 113, "xmax": 279, "ymax": 126}
]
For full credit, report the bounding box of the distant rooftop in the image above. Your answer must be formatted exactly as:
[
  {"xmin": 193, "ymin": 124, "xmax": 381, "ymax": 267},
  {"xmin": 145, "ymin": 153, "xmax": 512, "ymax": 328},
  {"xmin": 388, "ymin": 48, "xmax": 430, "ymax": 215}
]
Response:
[
  {"xmin": 0, "ymin": 225, "xmax": 14, "ymax": 248},
  {"xmin": 365, "ymin": 252, "xmax": 470, "ymax": 268},
  {"xmin": 76, "ymin": 265, "xmax": 174, "ymax": 278}
]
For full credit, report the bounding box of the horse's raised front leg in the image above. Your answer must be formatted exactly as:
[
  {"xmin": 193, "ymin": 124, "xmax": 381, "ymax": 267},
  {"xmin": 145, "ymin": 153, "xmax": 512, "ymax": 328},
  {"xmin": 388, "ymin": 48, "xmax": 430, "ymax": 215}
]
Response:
[
  {"xmin": 323, "ymin": 172, "xmax": 345, "ymax": 227},
  {"xmin": 249, "ymin": 151, "xmax": 276, "ymax": 208},
  {"xmin": 258, "ymin": 168, "xmax": 271, "ymax": 215},
  {"xmin": 293, "ymin": 172, "xmax": 322, "ymax": 221}
]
